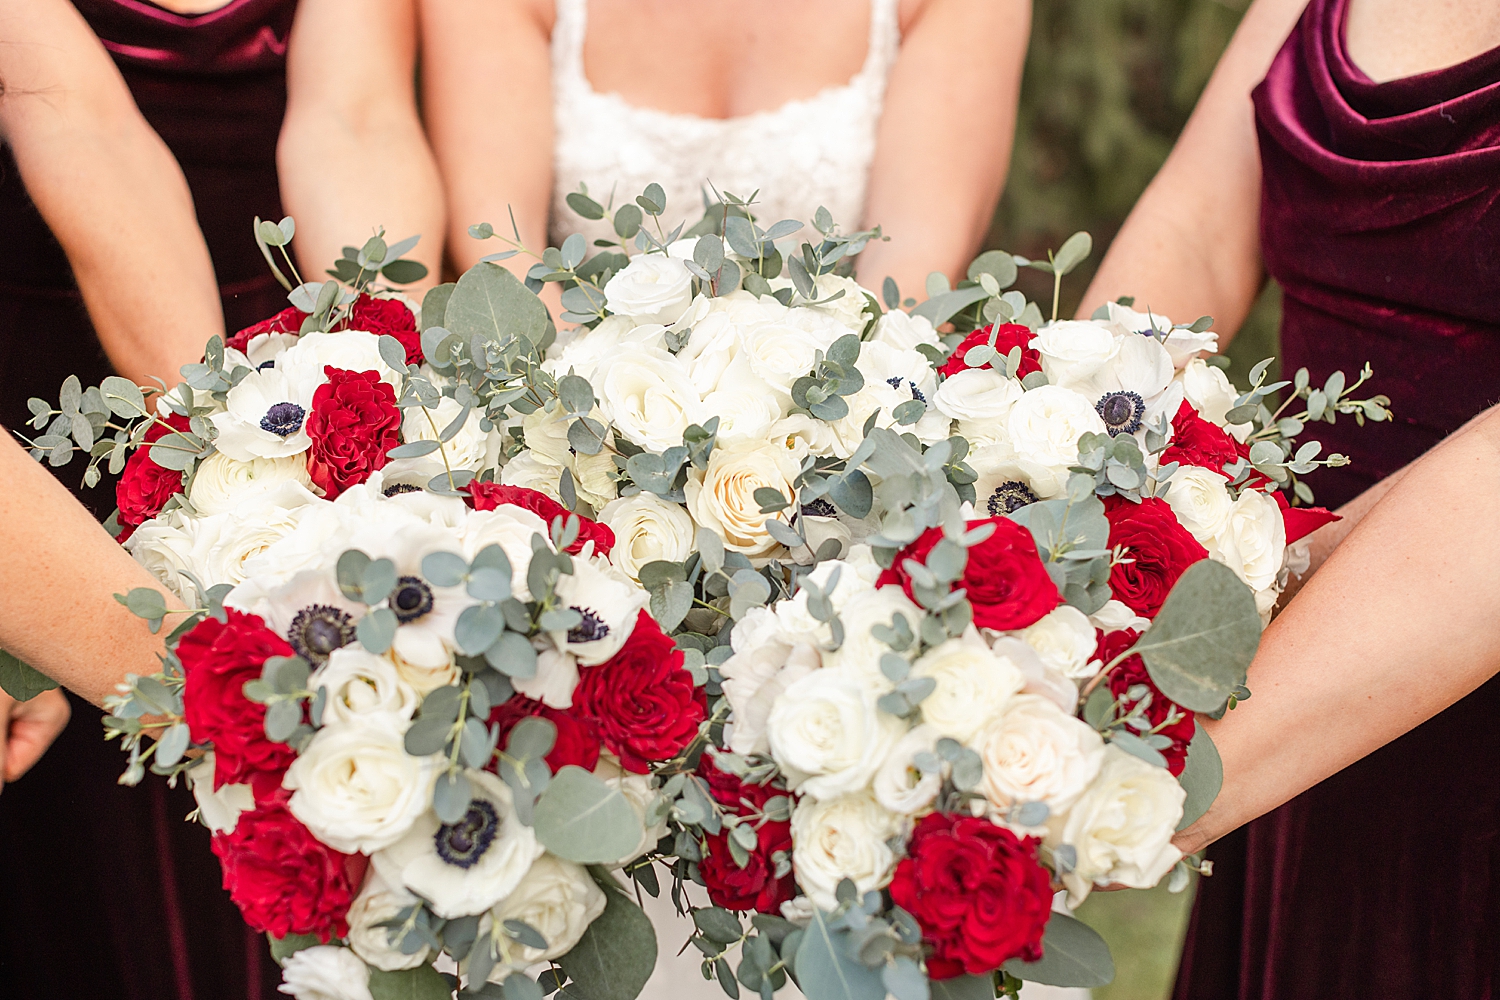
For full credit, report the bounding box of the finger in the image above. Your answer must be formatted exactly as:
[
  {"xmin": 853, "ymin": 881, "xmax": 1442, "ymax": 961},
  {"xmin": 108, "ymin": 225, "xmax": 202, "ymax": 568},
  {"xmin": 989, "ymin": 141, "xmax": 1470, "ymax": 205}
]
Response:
[
  {"xmin": 0, "ymin": 697, "xmax": 11, "ymax": 795},
  {"xmin": 6, "ymin": 715, "xmax": 58, "ymax": 782}
]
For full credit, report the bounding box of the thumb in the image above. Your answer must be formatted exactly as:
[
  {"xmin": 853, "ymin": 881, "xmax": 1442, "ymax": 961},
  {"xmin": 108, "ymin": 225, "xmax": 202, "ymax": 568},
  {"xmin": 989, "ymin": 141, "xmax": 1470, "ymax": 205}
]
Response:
[{"xmin": 0, "ymin": 693, "xmax": 13, "ymax": 795}]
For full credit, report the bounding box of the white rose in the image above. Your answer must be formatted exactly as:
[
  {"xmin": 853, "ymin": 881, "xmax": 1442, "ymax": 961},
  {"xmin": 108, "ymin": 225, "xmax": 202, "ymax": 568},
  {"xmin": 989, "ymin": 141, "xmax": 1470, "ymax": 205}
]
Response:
[
  {"xmin": 1089, "ymin": 599, "xmax": 1151, "ymax": 635},
  {"xmin": 604, "ymin": 254, "xmax": 695, "ymax": 325},
  {"xmin": 277, "ymin": 946, "xmax": 373, "ymax": 1000},
  {"xmin": 791, "ymin": 273, "xmax": 873, "ymax": 332},
  {"xmin": 790, "ymin": 792, "xmax": 904, "ymax": 910},
  {"xmin": 1048, "ymin": 745, "xmax": 1185, "ymax": 906},
  {"xmin": 678, "ymin": 312, "xmax": 746, "ymax": 396},
  {"xmin": 459, "ymin": 505, "xmax": 551, "ymax": 601},
  {"xmin": 550, "ymin": 556, "xmax": 649, "ymax": 665},
  {"xmin": 772, "ymin": 557, "xmax": 877, "ymax": 642},
  {"xmin": 685, "ymin": 439, "xmax": 800, "ymax": 557},
  {"xmin": 872, "ymin": 725, "xmax": 943, "ymax": 816},
  {"xmin": 767, "ymin": 667, "xmax": 904, "ymax": 800},
  {"xmin": 124, "ymin": 512, "xmax": 198, "ymax": 604},
  {"xmin": 499, "ymin": 452, "xmax": 567, "ymax": 503},
  {"xmin": 1032, "ymin": 320, "xmax": 1121, "ymax": 391},
  {"xmin": 973, "ymin": 694, "xmax": 1104, "ymax": 825},
  {"xmin": 819, "ymin": 586, "xmax": 924, "ymax": 689},
  {"xmin": 278, "ymin": 329, "xmax": 401, "ymax": 392},
  {"xmin": 191, "ymin": 488, "xmax": 320, "ymax": 589},
  {"xmin": 702, "ymin": 381, "xmax": 785, "ymax": 446},
  {"xmin": 910, "ymin": 629, "xmax": 1025, "ymax": 744},
  {"xmin": 1021, "ymin": 605, "xmax": 1101, "ymax": 681},
  {"xmin": 285, "ymin": 721, "xmax": 439, "ymax": 854},
  {"xmin": 1163, "ymin": 465, "xmax": 1236, "ymax": 544},
  {"xmin": 742, "ymin": 309, "xmax": 851, "ymax": 397},
  {"xmin": 934, "ymin": 368, "xmax": 1024, "ymax": 424},
  {"xmin": 189, "ymin": 452, "xmax": 315, "ymax": 515},
  {"xmin": 598, "ymin": 492, "xmax": 695, "ymax": 582},
  {"xmin": 400, "ymin": 393, "xmax": 490, "ymax": 472},
  {"xmin": 720, "ymin": 609, "xmax": 820, "ymax": 756},
  {"xmin": 481, "ymin": 854, "xmax": 606, "ymax": 980},
  {"xmin": 1211, "ymin": 488, "xmax": 1286, "ymax": 593},
  {"xmin": 521, "ymin": 401, "xmax": 577, "ymax": 468},
  {"xmin": 311, "ymin": 646, "xmax": 420, "ymax": 733},
  {"xmin": 1177, "ymin": 358, "xmax": 1239, "ymax": 427},
  {"xmin": 347, "ymin": 873, "xmax": 429, "ymax": 971},
  {"xmin": 1002, "ymin": 385, "xmax": 1109, "ymax": 497},
  {"xmin": 591, "ymin": 345, "xmax": 704, "ymax": 452},
  {"xmin": 186, "ymin": 754, "xmax": 253, "ymax": 834},
  {"xmin": 871, "ymin": 309, "xmax": 940, "ymax": 352},
  {"xmin": 390, "ymin": 647, "xmax": 461, "ymax": 695},
  {"xmin": 769, "ymin": 413, "xmax": 840, "ymax": 460}
]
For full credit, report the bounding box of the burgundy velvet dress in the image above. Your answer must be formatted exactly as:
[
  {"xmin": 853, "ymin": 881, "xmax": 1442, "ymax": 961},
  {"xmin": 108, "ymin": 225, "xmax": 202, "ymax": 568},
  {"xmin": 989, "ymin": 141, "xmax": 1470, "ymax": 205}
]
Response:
[
  {"xmin": 0, "ymin": 2, "xmax": 295, "ymax": 998},
  {"xmin": 1173, "ymin": 0, "xmax": 1500, "ymax": 996}
]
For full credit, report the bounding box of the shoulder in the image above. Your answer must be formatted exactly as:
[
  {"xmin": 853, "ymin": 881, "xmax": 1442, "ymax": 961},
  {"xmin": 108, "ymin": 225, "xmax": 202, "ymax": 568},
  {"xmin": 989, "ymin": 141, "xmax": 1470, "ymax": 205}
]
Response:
[{"xmin": 898, "ymin": 0, "xmax": 1028, "ymax": 36}]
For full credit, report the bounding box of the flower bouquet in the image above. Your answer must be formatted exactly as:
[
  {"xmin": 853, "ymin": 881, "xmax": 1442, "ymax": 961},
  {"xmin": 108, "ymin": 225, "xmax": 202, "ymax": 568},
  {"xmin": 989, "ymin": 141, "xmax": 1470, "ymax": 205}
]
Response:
[{"xmin": 18, "ymin": 186, "xmax": 1388, "ymax": 1000}]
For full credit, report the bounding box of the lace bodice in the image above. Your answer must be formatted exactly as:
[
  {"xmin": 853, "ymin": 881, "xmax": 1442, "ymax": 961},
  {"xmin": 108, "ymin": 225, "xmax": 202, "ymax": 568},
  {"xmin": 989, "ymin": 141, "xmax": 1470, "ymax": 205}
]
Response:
[{"xmin": 550, "ymin": 0, "xmax": 900, "ymax": 246}]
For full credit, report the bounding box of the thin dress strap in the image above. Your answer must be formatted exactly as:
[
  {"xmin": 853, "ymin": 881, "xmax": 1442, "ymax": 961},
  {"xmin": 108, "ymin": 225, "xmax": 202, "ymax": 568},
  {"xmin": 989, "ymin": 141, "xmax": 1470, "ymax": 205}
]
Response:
[
  {"xmin": 551, "ymin": 0, "xmax": 588, "ymax": 89},
  {"xmin": 858, "ymin": 0, "xmax": 902, "ymax": 85}
]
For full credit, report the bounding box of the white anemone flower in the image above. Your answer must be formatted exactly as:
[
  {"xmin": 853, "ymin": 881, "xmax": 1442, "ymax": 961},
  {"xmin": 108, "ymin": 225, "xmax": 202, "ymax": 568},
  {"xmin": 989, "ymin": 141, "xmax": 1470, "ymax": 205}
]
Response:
[
  {"xmin": 549, "ymin": 556, "xmax": 649, "ymax": 665},
  {"xmin": 211, "ymin": 366, "xmax": 317, "ymax": 461}
]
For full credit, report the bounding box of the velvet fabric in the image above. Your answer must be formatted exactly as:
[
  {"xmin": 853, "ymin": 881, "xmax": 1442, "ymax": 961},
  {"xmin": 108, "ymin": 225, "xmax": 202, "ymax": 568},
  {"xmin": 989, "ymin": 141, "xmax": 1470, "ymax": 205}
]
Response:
[
  {"xmin": 1173, "ymin": 0, "xmax": 1500, "ymax": 996},
  {"xmin": 0, "ymin": 2, "xmax": 295, "ymax": 998}
]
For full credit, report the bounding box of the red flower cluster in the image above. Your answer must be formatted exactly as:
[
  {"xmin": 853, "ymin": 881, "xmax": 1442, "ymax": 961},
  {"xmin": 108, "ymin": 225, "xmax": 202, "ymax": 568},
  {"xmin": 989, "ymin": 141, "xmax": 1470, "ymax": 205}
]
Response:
[
  {"xmin": 347, "ymin": 294, "xmax": 422, "ymax": 366},
  {"xmin": 573, "ymin": 612, "xmax": 705, "ymax": 773},
  {"xmin": 178, "ymin": 609, "xmax": 298, "ymax": 794},
  {"xmin": 211, "ymin": 792, "xmax": 356, "ymax": 942},
  {"xmin": 225, "ymin": 306, "xmax": 306, "ymax": 355},
  {"xmin": 939, "ymin": 323, "xmax": 1041, "ymax": 379},
  {"xmin": 305, "ymin": 367, "xmax": 402, "ymax": 498},
  {"xmin": 889, "ymin": 812, "xmax": 1053, "ymax": 978},
  {"xmin": 116, "ymin": 413, "xmax": 192, "ymax": 539},
  {"xmin": 696, "ymin": 758, "xmax": 795, "ymax": 914},
  {"xmin": 878, "ymin": 517, "xmax": 1060, "ymax": 631},
  {"xmin": 1160, "ymin": 401, "xmax": 1240, "ymax": 477},
  {"xmin": 1102, "ymin": 497, "xmax": 1207, "ymax": 618},
  {"xmin": 1097, "ymin": 629, "xmax": 1195, "ymax": 775},
  {"xmin": 489, "ymin": 695, "xmax": 603, "ymax": 773},
  {"xmin": 466, "ymin": 482, "xmax": 615, "ymax": 556}
]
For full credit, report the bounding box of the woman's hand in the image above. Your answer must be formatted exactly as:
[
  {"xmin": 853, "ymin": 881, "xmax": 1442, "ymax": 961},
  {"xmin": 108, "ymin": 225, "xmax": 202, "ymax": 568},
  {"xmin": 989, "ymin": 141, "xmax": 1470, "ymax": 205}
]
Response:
[{"xmin": 0, "ymin": 689, "xmax": 70, "ymax": 791}]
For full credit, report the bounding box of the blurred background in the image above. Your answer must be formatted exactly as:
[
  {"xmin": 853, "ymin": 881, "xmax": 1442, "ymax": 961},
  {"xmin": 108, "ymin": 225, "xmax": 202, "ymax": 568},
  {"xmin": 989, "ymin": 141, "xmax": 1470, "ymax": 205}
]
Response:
[{"xmin": 985, "ymin": 1, "xmax": 1277, "ymax": 996}]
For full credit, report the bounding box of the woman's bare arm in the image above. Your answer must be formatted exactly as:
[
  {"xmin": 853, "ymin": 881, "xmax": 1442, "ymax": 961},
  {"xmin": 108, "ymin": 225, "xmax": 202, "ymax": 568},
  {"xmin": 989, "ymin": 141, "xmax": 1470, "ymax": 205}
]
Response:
[
  {"xmin": 1175, "ymin": 403, "xmax": 1500, "ymax": 855},
  {"xmin": 0, "ymin": 0, "xmax": 222, "ymax": 386},
  {"xmin": 278, "ymin": 0, "xmax": 446, "ymax": 294},
  {"xmin": 1077, "ymin": 0, "xmax": 1309, "ymax": 342},
  {"xmin": 854, "ymin": 0, "xmax": 1030, "ymax": 298}
]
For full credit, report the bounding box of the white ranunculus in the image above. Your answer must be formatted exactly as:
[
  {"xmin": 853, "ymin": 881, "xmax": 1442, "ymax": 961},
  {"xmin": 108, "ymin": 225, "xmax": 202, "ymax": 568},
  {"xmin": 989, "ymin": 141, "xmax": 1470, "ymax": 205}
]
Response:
[
  {"xmin": 598, "ymin": 492, "xmax": 695, "ymax": 582},
  {"xmin": 1163, "ymin": 465, "xmax": 1236, "ymax": 545},
  {"xmin": 594, "ymin": 756, "xmax": 666, "ymax": 864},
  {"xmin": 769, "ymin": 413, "xmax": 840, "ymax": 460},
  {"xmin": 1032, "ymin": 320, "xmax": 1121, "ymax": 391},
  {"xmin": 604, "ymin": 254, "xmax": 695, "ymax": 325},
  {"xmin": 685, "ymin": 439, "xmax": 800, "ymax": 557},
  {"xmin": 277, "ymin": 946, "xmax": 373, "ymax": 1000},
  {"xmin": 278, "ymin": 329, "xmax": 401, "ymax": 392},
  {"xmin": 347, "ymin": 873, "xmax": 429, "ymax": 972},
  {"xmin": 499, "ymin": 452, "xmax": 566, "ymax": 502},
  {"xmin": 189, "ymin": 452, "xmax": 315, "ymax": 515},
  {"xmin": 191, "ymin": 489, "xmax": 321, "ymax": 590},
  {"xmin": 1048, "ymin": 745, "xmax": 1185, "ymax": 906},
  {"xmin": 1177, "ymin": 357, "xmax": 1239, "ymax": 427},
  {"xmin": 1211, "ymin": 488, "xmax": 1286, "ymax": 593},
  {"xmin": 871, "ymin": 309, "xmax": 940, "ymax": 352},
  {"xmin": 311, "ymin": 646, "xmax": 419, "ymax": 734},
  {"xmin": 872, "ymin": 724, "xmax": 943, "ymax": 816},
  {"xmin": 374, "ymin": 770, "xmax": 544, "ymax": 919},
  {"xmin": 591, "ymin": 345, "xmax": 704, "ymax": 453},
  {"xmin": 186, "ymin": 754, "xmax": 253, "ymax": 834},
  {"xmin": 934, "ymin": 368, "xmax": 1024, "ymax": 423},
  {"xmin": 481, "ymin": 854, "xmax": 606, "ymax": 980},
  {"xmin": 742, "ymin": 309, "xmax": 851, "ymax": 397},
  {"xmin": 973, "ymin": 694, "xmax": 1104, "ymax": 825},
  {"xmin": 1089, "ymin": 599, "xmax": 1152, "ymax": 635},
  {"xmin": 550, "ymin": 556, "xmax": 648, "ymax": 665},
  {"xmin": 1002, "ymin": 385, "xmax": 1109, "ymax": 497},
  {"xmin": 513, "ymin": 645, "xmax": 579, "ymax": 709},
  {"xmin": 124, "ymin": 511, "xmax": 199, "ymax": 604},
  {"xmin": 819, "ymin": 586, "xmax": 924, "ymax": 689},
  {"xmin": 790, "ymin": 273, "xmax": 873, "ymax": 333},
  {"xmin": 1021, "ymin": 605, "xmax": 1101, "ymax": 681},
  {"xmin": 678, "ymin": 312, "xmax": 747, "ymax": 396},
  {"xmin": 702, "ymin": 381, "xmax": 786, "ymax": 446},
  {"xmin": 285, "ymin": 721, "xmax": 439, "ymax": 854},
  {"xmin": 720, "ymin": 609, "xmax": 820, "ymax": 756},
  {"xmin": 767, "ymin": 667, "xmax": 904, "ymax": 800},
  {"xmin": 910, "ymin": 629, "xmax": 1025, "ymax": 744},
  {"xmin": 790, "ymin": 792, "xmax": 904, "ymax": 910},
  {"xmin": 459, "ymin": 505, "xmax": 551, "ymax": 601}
]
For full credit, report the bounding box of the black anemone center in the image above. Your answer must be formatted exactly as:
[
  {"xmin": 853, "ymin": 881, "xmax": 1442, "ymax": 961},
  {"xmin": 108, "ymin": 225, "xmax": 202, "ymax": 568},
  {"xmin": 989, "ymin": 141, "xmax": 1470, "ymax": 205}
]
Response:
[
  {"xmin": 434, "ymin": 800, "xmax": 500, "ymax": 869},
  {"xmin": 800, "ymin": 498, "xmax": 838, "ymax": 519},
  {"xmin": 383, "ymin": 483, "xmax": 422, "ymax": 497},
  {"xmin": 256, "ymin": 360, "xmax": 276, "ymax": 372},
  {"xmin": 987, "ymin": 481, "xmax": 1040, "ymax": 517},
  {"xmin": 260, "ymin": 401, "xmax": 306, "ymax": 438},
  {"xmin": 1095, "ymin": 391, "xmax": 1145, "ymax": 437},
  {"xmin": 287, "ymin": 605, "xmax": 356, "ymax": 664},
  {"xmin": 390, "ymin": 577, "xmax": 434, "ymax": 624},
  {"xmin": 567, "ymin": 607, "xmax": 610, "ymax": 644}
]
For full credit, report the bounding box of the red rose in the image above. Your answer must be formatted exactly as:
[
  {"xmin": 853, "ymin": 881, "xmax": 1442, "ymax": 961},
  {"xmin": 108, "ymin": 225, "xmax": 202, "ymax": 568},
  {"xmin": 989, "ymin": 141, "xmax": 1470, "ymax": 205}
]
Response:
[
  {"xmin": 573, "ymin": 611, "xmax": 705, "ymax": 773},
  {"xmin": 1272, "ymin": 491, "xmax": 1340, "ymax": 545},
  {"xmin": 466, "ymin": 482, "xmax": 615, "ymax": 557},
  {"xmin": 346, "ymin": 294, "xmax": 422, "ymax": 366},
  {"xmin": 1160, "ymin": 401, "xmax": 1240, "ymax": 477},
  {"xmin": 178, "ymin": 609, "xmax": 299, "ymax": 793},
  {"xmin": 877, "ymin": 517, "xmax": 1060, "ymax": 631},
  {"xmin": 939, "ymin": 323, "xmax": 1040, "ymax": 379},
  {"xmin": 488, "ymin": 695, "xmax": 603, "ymax": 773},
  {"xmin": 211, "ymin": 792, "xmax": 356, "ymax": 942},
  {"xmin": 1103, "ymin": 497, "xmax": 1208, "ymax": 618},
  {"xmin": 116, "ymin": 413, "xmax": 192, "ymax": 539},
  {"xmin": 304, "ymin": 366, "xmax": 402, "ymax": 499},
  {"xmin": 888, "ymin": 812, "xmax": 1053, "ymax": 978},
  {"xmin": 225, "ymin": 305, "xmax": 307, "ymax": 354},
  {"xmin": 1098, "ymin": 629, "xmax": 1194, "ymax": 775},
  {"xmin": 696, "ymin": 757, "xmax": 795, "ymax": 914}
]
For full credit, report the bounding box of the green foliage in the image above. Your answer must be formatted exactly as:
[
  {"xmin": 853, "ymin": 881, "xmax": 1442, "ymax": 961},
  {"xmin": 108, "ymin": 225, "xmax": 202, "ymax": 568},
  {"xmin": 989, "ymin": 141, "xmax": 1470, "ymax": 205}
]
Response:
[
  {"xmin": 1003, "ymin": 912, "xmax": 1115, "ymax": 988},
  {"xmin": 1177, "ymin": 721, "xmax": 1223, "ymax": 831},
  {"xmin": 557, "ymin": 872, "xmax": 659, "ymax": 1000},
  {"xmin": 532, "ymin": 765, "xmax": 645, "ymax": 864},
  {"xmin": 1129, "ymin": 559, "xmax": 1262, "ymax": 713},
  {"xmin": 368, "ymin": 965, "xmax": 452, "ymax": 1000},
  {"xmin": 0, "ymin": 650, "xmax": 57, "ymax": 701}
]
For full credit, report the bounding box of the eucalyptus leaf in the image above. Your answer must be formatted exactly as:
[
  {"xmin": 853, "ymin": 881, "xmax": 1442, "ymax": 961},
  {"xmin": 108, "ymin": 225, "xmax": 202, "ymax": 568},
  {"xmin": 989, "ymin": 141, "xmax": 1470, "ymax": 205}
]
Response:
[
  {"xmin": 1002, "ymin": 912, "xmax": 1114, "ymax": 988},
  {"xmin": 447, "ymin": 262, "xmax": 552, "ymax": 348},
  {"xmin": 558, "ymin": 873, "xmax": 658, "ymax": 1000},
  {"xmin": 533, "ymin": 766, "xmax": 645, "ymax": 864},
  {"xmin": 1130, "ymin": 560, "xmax": 1261, "ymax": 713},
  {"xmin": 367, "ymin": 966, "xmax": 453, "ymax": 1000},
  {"xmin": 1176, "ymin": 721, "xmax": 1223, "ymax": 831},
  {"xmin": 0, "ymin": 650, "xmax": 58, "ymax": 701},
  {"xmin": 794, "ymin": 908, "xmax": 884, "ymax": 1000}
]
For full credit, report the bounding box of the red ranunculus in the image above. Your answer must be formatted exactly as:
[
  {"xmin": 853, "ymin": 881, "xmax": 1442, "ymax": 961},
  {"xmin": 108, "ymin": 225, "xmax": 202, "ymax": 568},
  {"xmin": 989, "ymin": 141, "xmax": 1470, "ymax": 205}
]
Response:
[
  {"xmin": 1103, "ymin": 497, "xmax": 1208, "ymax": 618},
  {"xmin": 696, "ymin": 757, "xmax": 795, "ymax": 913},
  {"xmin": 888, "ymin": 812, "xmax": 1053, "ymax": 978},
  {"xmin": 346, "ymin": 294, "xmax": 422, "ymax": 366},
  {"xmin": 304, "ymin": 366, "xmax": 402, "ymax": 498},
  {"xmin": 179, "ymin": 609, "xmax": 300, "ymax": 793},
  {"xmin": 877, "ymin": 517, "xmax": 1060, "ymax": 631},
  {"xmin": 116, "ymin": 413, "xmax": 192, "ymax": 539},
  {"xmin": 1272, "ymin": 490, "xmax": 1340, "ymax": 545},
  {"xmin": 1160, "ymin": 401, "xmax": 1241, "ymax": 477},
  {"xmin": 939, "ymin": 323, "xmax": 1040, "ymax": 379},
  {"xmin": 225, "ymin": 306, "xmax": 307, "ymax": 355},
  {"xmin": 466, "ymin": 482, "xmax": 615, "ymax": 557},
  {"xmin": 211, "ymin": 792, "xmax": 356, "ymax": 942},
  {"xmin": 1098, "ymin": 628, "xmax": 1195, "ymax": 775},
  {"xmin": 489, "ymin": 695, "xmax": 603, "ymax": 773},
  {"xmin": 573, "ymin": 611, "xmax": 704, "ymax": 773}
]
